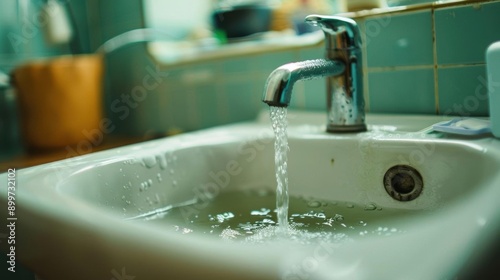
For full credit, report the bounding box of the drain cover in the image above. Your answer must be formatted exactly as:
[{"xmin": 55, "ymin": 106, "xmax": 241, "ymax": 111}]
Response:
[{"xmin": 383, "ymin": 165, "xmax": 423, "ymax": 201}]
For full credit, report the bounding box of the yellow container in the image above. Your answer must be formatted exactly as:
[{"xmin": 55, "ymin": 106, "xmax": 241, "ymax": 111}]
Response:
[{"xmin": 12, "ymin": 54, "xmax": 104, "ymax": 150}]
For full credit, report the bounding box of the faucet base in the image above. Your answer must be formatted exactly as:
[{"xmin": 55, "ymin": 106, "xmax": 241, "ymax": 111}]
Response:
[{"xmin": 327, "ymin": 124, "xmax": 367, "ymax": 133}]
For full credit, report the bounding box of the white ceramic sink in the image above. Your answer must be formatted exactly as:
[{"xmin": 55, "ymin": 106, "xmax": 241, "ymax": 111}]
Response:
[{"xmin": 1, "ymin": 110, "xmax": 500, "ymax": 280}]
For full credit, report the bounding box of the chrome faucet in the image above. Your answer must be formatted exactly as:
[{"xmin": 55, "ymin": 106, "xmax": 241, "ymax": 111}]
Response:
[{"xmin": 262, "ymin": 15, "xmax": 366, "ymax": 132}]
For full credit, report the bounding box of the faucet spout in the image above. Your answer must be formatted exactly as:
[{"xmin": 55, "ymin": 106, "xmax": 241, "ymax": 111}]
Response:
[
  {"xmin": 262, "ymin": 59, "xmax": 345, "ymax": 107},
  {"xmin": 262, "ymin": 15, "xmax": 366, "ymax": 133}
]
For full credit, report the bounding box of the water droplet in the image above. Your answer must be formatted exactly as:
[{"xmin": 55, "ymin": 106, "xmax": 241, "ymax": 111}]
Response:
[
  {"xmin": 307, "ymin": 201, "xmax": 321, "ymax": 208},
  {"xmin": 315, "ymin": 212, "xmax": 326, "ymax": 219},
  {"xmin": 364, "ymin": 203, "xmax": 377, "ymax": 211},
  {"xmin": 333, "ymin": 214, "xmax": 344, "ymax": 221},
  {"xmin": 257, "ymin": 189, "xmax": 270, "ymax": 197},
  {"xmin": 143, "ymin": 156, "xmax": 157, "ymax": 168},
  {"xmin": 157, "ymin": 155, "xmax": 168, "ymax": 170},
  {"xmin": 251, "ymin": 208, "xmax": 271, "ymax": 216},
  {"xmin": 346, "ymin": 203, "xmax": 354, "ymax": 208}
]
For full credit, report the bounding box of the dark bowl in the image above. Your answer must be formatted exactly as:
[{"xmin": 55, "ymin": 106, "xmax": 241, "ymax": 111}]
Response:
[{"xmin": 212, "ymin": 5, "xmax": 273, "ymax": 39}]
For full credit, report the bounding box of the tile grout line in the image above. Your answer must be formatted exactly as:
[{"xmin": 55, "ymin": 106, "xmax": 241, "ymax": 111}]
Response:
[
  {"xmin": 367, "ymin": 65, "xmax": 434, "ymax": 72},
  {"xmin": 361, "ymin": 20, "xmax": 370, "ymax": 113},
  {"xmin": 432, "ymin": 6, "xmax": 440, "ymax": 115}
]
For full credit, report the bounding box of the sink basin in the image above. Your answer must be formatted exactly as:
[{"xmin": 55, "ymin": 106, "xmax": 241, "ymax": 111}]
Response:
[{"xmin": 1, "ymin": 110, "xmax": 500, "ymax": 280}]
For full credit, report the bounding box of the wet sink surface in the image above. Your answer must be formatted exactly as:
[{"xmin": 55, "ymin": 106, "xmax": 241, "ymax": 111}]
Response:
[{"xmin": 1, "ymin": 110, "xmax": 500, "ymax": 280}]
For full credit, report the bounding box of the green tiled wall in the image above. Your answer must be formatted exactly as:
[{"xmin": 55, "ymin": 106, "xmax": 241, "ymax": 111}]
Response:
[
  {"xmin": 368, "ymin": 68, "xmax": 436, "ymax": 114},
  {"xmin": 437, "ymin": 66, "xmax": 489, "ymax": 116},
  {"xmin": 433, "ymin": 1, "xmax": 500, "ymax": 116},
  {"xmin": 359, "ymin": 0, "xmax": 500, "ymax": 116},
  {"xmin": 435, "ymin": 2, "xmax": 500, "ymax": 65},
  {"xmin": 129, "ymin": 0, "xmax": 499, "ymax": 137},
  {"xmin": 364, "ymin": 10, "xmax": 433, "ymax": 67}
]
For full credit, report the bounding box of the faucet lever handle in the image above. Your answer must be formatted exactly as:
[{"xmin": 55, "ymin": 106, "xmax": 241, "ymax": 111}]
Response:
[{"xmin": 305, "ymin": 15, "xmax": 361, "ymax": 50}]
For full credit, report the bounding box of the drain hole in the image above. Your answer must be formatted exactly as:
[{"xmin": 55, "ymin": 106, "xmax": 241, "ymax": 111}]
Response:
[
  {"xmin": 391, "ymin": 173, "xmax": 415, "ymax": 194},
  {"xmin": 384, "ymin": 165, "xmax": 423, "ymax": 201}
]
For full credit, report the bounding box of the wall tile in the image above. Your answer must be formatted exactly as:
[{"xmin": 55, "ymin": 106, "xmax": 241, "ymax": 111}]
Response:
[
  {"xmin": 294, "ymin": 45, "xmax": 327, "ymax": 110},
  {"xmin": 194, "ymin": 83, "xmax": 221, "ymax": 128},
  {"xmin": 218, "ymin": 55, "xmax": 257, "ymax": 77},
  {"xmin": 131, "ymin": 89, "xmax": 162, "ymax": 134},
  {"xmin": 298, "ymin": 44, "xmax": 323, "ymax": 60},
  {"xmin": 171, "ymin": 87, "xmax": 200, "ymax": 131},
  {"xmin": 97, "ymin": 0, "xmax": 144, "ymax": 41},
  {"xmin": 225, "ymin": 79, "xmax": 267, "ymax": 123},
  {"xmin": 364, "ymin": 10, "xmax": 433, "ymax": 68},
  {"xmin": 437, "ymin": 65, "xmax": 489, "ymax": 116},
  {"xmin": 288, "ymin": 81, "xmax": 306, "ymax": 109},
  {"xmin": 435, "ymin": 1, "xmax": 500, "ymax": 65},
  {"xmin": 303, "ymin": 79, "xmax": 327, "ymax": 110},
  {"xmin": 368, "ymin": 68, "xmax": 435, "ymax": 113},
  {"xmin": 167, "ymin": 61, "xmax": 222, "ymax": 131},
  {"xmin": 253, "ymin": 51, "xmax": 297, "ymax": 76}
]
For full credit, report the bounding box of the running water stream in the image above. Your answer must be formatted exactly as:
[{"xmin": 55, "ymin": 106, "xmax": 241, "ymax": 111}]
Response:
[{"xmin": 269, "ymin": 106, "xmax": 289, "ymax": 233}]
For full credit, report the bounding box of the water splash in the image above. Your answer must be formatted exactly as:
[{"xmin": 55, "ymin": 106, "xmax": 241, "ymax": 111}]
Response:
[{"xmin": 270, "ymin": 106, "xmax": 290, "ymax": 233}]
